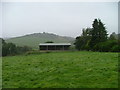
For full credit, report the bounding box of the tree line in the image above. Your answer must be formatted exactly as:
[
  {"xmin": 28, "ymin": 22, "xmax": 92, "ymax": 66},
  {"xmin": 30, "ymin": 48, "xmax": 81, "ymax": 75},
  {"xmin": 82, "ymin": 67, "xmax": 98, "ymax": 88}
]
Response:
[
  {"xmin": 1, "ymin": 39, "xmax": 32, "ymax": 56},
  {"xmin": 74, "ymin": 18, "xmax": 120, "ymax": 52},
  {"xmin": 1, "ymin": 18, "xmax": 120, "ymax": 57}
]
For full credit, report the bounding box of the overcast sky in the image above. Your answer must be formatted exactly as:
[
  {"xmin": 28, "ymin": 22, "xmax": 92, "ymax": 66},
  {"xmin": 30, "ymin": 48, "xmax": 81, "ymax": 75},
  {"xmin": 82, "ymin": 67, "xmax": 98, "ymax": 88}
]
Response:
[{"xmin": 1, "ymin": 1, "xmax": 118, "ymax": 38}]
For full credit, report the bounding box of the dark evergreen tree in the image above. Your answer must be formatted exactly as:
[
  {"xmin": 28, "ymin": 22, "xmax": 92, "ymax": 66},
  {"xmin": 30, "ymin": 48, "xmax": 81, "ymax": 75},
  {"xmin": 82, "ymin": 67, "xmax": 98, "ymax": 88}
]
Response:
[
  {"xmin": 74, "ymin": 36, "xmax": 81, "ymax": 50},
  {"xmin": 89, "ymin": 19, "xmax": 108, "ymax": 49},
  {"xmin": 98, "ymin": 19, "xmax": 108, "ymax": 42},
  {"xmin": 45, "ymin": 41, "xmax": 54, "ymax": 43},
  {"xmin": 89, "ymin": 19, "xmax": 99, "ymax": 48}
]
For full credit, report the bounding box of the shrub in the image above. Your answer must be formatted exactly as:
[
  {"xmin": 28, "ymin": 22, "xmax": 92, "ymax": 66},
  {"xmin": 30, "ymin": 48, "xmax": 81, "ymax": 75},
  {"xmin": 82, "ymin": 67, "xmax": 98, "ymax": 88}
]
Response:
[
  {"xmin": 93, "ymin": 40, "xmax": 119, "ymax": 52},
  {"xmin": 111, "ymin": 45, "xmax": 120, "ymax": 52}
]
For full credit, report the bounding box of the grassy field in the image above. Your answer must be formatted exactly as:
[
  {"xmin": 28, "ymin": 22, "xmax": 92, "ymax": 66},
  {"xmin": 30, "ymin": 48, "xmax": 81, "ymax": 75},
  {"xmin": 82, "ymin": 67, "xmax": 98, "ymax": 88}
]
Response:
[{"xmin": 2, "ymin": 51, "xmax": 118, "ymax": 88}]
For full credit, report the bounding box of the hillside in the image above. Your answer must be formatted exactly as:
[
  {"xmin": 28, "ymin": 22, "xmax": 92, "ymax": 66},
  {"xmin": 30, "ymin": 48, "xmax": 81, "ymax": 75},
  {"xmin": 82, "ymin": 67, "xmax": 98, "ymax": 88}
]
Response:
[{"xmin": 6, "ymin": 32, "xmax": 75, "ymax": 49}]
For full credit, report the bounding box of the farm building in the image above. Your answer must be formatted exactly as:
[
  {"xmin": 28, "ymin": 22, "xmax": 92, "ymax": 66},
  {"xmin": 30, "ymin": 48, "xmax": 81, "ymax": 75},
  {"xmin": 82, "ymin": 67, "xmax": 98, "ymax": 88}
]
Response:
[{"xmin": 39, "ymin": 43, "xmax": 71, "ymax": 50}]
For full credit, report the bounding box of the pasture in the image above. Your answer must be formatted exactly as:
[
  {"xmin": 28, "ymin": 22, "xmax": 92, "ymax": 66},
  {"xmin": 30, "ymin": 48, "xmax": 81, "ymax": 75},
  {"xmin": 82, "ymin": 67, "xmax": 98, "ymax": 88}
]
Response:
[{"xmin": 2, "ymin": 51, "xmax": 118, "ymax": 88}]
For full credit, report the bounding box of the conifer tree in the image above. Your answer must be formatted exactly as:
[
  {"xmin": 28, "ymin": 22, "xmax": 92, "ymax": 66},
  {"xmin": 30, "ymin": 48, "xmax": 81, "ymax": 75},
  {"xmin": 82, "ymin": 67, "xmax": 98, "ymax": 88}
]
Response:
[{"xmin": 89, "ymin": 19, "xmax": 108, "ymax": 49}]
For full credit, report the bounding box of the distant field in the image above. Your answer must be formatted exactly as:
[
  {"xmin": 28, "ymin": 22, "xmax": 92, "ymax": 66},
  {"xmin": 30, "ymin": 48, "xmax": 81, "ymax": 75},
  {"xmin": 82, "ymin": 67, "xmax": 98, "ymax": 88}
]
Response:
[{"xmin": 2, "ymin": 51, "xmax": 118, "ymax": 88}]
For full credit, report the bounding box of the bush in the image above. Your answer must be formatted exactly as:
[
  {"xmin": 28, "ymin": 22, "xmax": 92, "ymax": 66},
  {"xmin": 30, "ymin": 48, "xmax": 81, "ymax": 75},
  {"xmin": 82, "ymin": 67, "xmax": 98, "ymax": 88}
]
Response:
[
  {"xmin": 84, "ymin": 44, "xmax": 90, "ymax": 51},
  {"xmin": 111, "ymin": 45, "xmax": 120, "ymax": 52},
  {"xmin": 93, "ymin": 40, "xmax": 119, "ymax": 52}
]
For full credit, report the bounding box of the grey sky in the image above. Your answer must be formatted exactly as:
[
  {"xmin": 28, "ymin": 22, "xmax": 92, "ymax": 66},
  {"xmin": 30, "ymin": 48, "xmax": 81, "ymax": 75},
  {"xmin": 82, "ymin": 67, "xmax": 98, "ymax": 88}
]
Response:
[{"xmin": 2, "ymin": 2, "xmax": 118, "ymax": 38}]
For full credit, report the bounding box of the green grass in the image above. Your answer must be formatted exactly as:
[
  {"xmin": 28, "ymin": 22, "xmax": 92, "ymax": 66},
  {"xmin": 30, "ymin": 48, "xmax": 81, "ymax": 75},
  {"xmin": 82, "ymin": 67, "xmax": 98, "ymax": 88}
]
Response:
[{"xmin": 2, "ymin": 51, "xmax": 118, "ymax": 88}]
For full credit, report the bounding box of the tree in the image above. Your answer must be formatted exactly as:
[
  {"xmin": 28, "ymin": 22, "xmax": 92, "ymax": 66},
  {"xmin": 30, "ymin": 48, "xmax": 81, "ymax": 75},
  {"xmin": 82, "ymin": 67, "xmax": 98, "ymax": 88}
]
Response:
[
  {"xmin": 74, "ymin": 36, "xmax": 81, "ymax": 50},
  {"xmin": 7, "ymin": 43, "xmax": 17, "ymax": 55},
  {"xmin": 45, "ymin": 41, "xmax": 54, "ymax": 43},
  {"xmin": 109, "ymin": 32, "xmax": 117, "ymax": 40},
  {"xmin": 89, "ymin": 19, "xmax": 108, "ymax": 49},
  {"xmin": 74, "ymin": 28, "xmax": 92, "ymax": 50},
  {"xmin": 98, "ymin": 19, "xmax": 108, "ymax": 42},
  {"xmin": 2, "ymin": 38, "xmax": 6, "ymax": 44},
  {"xmin": 0, "ymin": 38, "xmax": 2, "ymax": 56},
  {"xmin": 89, "ymin": 19, "xmax": 99, "ymax": 48},
  {"xmin": 2, "ymin": 42, "xmax": 17, "ymax": 56},
  {"xmin": 2, "ymin": 39, "xmax": 32, "ymax": 56},
  {"xmin": 2, "ymin": 39, "xmax": 8, "ymax": 56},
  {"xmin": 82, "ymin": 28, "xmax": 92, "ymax": 37}
]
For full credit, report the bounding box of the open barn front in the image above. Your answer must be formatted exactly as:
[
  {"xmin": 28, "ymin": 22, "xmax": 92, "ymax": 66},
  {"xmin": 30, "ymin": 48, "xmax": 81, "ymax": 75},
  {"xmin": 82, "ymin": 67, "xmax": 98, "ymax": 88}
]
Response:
[{"xmin": 39, "ymin": 43, "xmax": 71, "ymax": 51}]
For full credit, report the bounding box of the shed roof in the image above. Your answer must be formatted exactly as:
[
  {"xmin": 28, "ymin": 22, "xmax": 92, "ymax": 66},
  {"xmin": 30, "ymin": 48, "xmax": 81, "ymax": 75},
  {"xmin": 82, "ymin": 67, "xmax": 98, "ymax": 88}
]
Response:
[{"xmin": 39, "ymin": 43, "xmax": 71, "ymax": 46}]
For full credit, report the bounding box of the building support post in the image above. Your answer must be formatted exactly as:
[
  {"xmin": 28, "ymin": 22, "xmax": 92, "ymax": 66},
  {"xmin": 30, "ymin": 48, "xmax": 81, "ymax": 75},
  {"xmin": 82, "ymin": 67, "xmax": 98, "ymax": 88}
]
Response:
[
  {"xmin": 63, "ymin": 45, "xmax": 64, "ymax": 51},
  {"xmin": 47, "ymin": 45, "xmax": 48, "ymax": 50},
  {"xmin": 55, "ymin": 45, "xmax": 56, "ymax": 50}
]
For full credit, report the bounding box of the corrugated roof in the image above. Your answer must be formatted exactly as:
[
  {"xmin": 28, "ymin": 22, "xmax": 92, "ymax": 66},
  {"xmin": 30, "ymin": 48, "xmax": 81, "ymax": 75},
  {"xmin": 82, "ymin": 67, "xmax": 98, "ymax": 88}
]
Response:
[{"xmin": 39, "ymin": 43, "xmax": 71, "ymax": 46}]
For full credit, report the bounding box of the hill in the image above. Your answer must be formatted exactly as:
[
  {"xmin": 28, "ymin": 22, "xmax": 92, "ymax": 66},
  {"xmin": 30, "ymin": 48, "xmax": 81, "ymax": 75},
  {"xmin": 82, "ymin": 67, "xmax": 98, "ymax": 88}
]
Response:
[{"xmin": 6, "ymin": 32, "xmax": 75, "ymax": 49}]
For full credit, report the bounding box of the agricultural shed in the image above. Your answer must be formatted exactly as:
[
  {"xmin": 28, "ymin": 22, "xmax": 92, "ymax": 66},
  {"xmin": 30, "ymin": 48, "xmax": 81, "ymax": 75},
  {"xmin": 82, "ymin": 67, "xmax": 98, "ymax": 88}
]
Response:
[{"xmin": 39, "ymin": 43, "xmax": 71, "ymax": 50}]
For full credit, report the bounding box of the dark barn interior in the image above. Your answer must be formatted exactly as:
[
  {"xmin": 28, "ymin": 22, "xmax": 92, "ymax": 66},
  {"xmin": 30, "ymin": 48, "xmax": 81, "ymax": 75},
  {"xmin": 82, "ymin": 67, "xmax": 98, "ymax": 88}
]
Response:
[{"xmin": 39, "ymin": 43, "xmax": 71, "ymax": 50}]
